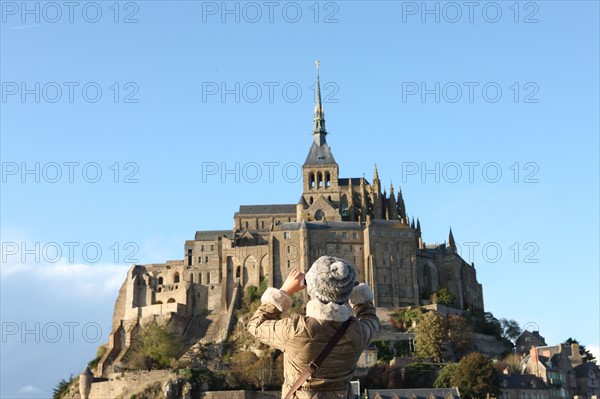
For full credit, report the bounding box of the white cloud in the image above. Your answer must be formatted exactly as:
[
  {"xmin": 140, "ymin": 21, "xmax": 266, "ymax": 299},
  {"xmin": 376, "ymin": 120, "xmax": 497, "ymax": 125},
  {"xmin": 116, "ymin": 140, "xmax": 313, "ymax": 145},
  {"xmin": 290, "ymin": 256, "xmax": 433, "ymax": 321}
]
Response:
[{"xmin": 18, "ymin": 385, "xmax": 44, "ymax": 394}]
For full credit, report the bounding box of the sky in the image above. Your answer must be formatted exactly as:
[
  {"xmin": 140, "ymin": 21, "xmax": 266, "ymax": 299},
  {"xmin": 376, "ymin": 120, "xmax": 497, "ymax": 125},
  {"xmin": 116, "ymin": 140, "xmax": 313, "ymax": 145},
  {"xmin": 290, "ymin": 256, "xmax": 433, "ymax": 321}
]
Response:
[{"xmin": 1, "ymin": 0, "xmax": 599, "ymax": 397}]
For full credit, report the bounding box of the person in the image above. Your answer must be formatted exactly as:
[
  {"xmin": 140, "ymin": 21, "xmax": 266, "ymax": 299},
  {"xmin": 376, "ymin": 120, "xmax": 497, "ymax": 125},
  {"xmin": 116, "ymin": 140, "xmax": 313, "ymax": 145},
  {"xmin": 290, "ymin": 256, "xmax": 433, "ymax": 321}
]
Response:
[{"xmin": 248, "ymin": 255, "xmax": 380, "ymax": 399}]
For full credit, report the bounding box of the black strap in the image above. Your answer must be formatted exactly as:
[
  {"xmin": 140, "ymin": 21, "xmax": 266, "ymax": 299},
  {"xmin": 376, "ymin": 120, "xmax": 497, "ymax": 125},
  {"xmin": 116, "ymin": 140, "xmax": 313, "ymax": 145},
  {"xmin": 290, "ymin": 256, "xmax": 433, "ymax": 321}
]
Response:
[{"xmin": 284, "ymin": 319, "xmax": 351, "ymax": 399}]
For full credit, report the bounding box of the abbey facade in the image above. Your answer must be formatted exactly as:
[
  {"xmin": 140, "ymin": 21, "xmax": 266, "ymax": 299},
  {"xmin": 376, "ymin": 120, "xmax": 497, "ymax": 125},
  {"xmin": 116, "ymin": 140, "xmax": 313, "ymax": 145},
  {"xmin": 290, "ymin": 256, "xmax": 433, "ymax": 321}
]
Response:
[{"xmin": 97, "ymin": 69, "xmax": 484, "ymax": 376}]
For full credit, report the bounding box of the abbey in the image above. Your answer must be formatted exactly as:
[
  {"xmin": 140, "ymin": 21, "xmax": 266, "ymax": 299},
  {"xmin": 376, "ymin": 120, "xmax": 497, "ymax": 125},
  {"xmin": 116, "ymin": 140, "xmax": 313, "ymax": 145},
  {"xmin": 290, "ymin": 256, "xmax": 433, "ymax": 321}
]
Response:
[{"xmin": 96, "ymin": 66, "xmax": 484, "ymax": 376}]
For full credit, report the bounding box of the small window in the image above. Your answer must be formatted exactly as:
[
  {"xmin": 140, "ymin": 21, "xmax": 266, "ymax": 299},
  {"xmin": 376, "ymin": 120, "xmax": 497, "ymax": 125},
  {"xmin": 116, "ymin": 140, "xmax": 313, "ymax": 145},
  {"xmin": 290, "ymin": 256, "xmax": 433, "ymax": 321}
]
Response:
[
  {"xmin": 245, "ymin": 221, "xmax": 249, "ymax": 229},
  {"xmin": 205, "ymin": 256, "xmax": 208, "ymax": 263},
  {"xmin": 352, "ymin": 232, "xmax": 358, "ymax": 239},
  {"xmin": 174, "ymin": 272, "xmax": 180, "ymax": 283},
  {"xmin": 198, "ymin": 256, "xmax": 202, "ymax": 264},
  {"xmin": 332, "ymin": 232, "xmax": 337, "ymax": 239},
  {"xmin": 210, "ymin": 245, "xmax": 214, "ymax": 251},
  {"xmin": 287, "ymin": 245, "xmax": 291, "ymax": 254},
  {"xmin": 342, "ymin": 232, "xmax": 348, "ymax": 239},
  {"xmin": 207, "ymin": 272, "xmax": 211, "ymax": 284},
  {"xmin": 261, "ymin": 221, "xmax": 265, "ymax": 229},
  {"xmin": 201, "ymin": 245, "xmax": 204, "ymax": 251},
  {"xmin": 284, "ymin": 232, "xmax": 290, "ymax": 239},
  {"xmin": 158, "ymin": 276, "xmax": 164, "ymax": 285},
  {"xmin": 287, "ymin": 260, "xmax": 291, "ymax": 268}
]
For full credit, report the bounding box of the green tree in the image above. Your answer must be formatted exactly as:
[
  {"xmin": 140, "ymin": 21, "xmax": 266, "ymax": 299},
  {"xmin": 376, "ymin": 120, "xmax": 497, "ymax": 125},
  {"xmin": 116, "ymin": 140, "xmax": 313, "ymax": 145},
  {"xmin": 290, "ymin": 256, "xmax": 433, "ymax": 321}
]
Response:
[
  {"xmin": 126, "ymin": 322, "xmax": 184, "ymax": 370},
  {"xmin": 390, "ymin": 307, "xmax": 423, "ymax": 332},
  {"xmin": 564, "ymin": 338, "xmax": 597, "ymax": 363},
  {"xmin": 414, "ymin": 311, "xmax": 447, "ymax": 362},
  {"xmin": 434, "ymin": 363, "xmax": 458, "ymax": 388},
  {"xmin": 500, "ymin": 319, "xmax": 522, "ymax": 343},
  {"xmin": 447, "ymin": 315, "xmax": 475, "ymax": 359},
  {"xmin": 451, "ymin": 352, "xmax": 499, "ymax": 399},
  {"xmin": 431, "ymin": 288, "xmax": 456, "ymax": 306},
  {"xmin": 374, "ymin": 341, "xmax": 394, "ymax": 362},
  {"xmin": 52, "ymin": 375, "xmax": 74, "ymax": 399}
]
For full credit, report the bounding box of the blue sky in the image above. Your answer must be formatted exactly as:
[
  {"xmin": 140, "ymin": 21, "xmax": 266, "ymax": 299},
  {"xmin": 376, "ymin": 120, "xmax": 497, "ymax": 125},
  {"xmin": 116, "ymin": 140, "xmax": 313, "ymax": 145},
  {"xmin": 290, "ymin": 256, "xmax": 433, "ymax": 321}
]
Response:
[{"xmin": 1, "ymin": 1, "xmax": 599, "ymax": 397}]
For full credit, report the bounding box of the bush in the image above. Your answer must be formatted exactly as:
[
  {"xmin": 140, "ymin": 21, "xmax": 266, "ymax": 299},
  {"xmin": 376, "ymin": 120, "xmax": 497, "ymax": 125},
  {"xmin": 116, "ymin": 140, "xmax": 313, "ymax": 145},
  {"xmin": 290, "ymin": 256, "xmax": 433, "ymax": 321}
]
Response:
[{"xmin": 125, "ymin": 322, "xmax": 184, "ymax": 370}]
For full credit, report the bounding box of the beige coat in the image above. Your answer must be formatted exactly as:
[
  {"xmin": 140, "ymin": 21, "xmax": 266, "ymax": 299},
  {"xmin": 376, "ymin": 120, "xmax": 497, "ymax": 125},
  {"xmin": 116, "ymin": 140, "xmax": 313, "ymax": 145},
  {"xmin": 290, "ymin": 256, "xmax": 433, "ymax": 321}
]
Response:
[{"xmin": 248, "ymin": 283, "xmax": 380, "ymax": 399}]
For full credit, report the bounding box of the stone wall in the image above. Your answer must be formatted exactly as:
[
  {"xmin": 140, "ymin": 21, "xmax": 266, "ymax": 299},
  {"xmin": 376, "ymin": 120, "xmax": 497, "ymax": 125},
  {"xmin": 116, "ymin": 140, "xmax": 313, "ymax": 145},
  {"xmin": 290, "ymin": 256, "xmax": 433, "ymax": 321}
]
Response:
[
  {"xmin": 199, "ymin": 391, "xmax": 281, "ymax": 399},
  {"xmin": 89, "ymin": 370, "xmax": 174, "ymax": 399}
]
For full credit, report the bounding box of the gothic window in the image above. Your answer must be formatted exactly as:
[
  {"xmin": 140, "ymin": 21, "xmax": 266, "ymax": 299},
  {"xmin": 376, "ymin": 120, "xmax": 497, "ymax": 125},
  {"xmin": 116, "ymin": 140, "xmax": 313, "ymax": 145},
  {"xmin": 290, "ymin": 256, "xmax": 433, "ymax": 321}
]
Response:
[
  {"xmin": 309, "ymin": 172, "xmax": 315, "ymax": 189},
  {"xmin": 325, "ymin": 171, "xmax": 331, "ymax": 188},
  {"xmin": 317, "ymin": 172, "xmax": 323, "ymax": 188}
]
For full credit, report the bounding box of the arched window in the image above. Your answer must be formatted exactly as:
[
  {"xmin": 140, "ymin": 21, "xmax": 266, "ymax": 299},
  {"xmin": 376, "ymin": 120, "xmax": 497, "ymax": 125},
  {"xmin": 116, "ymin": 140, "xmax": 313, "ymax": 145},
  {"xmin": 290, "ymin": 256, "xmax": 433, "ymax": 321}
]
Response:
[
  {"xmin": 207, "ymin": 272, "xmax": 211, "ymax": 284},
  {"xmin": 325, "ymin": 171, "xmax": 331, "ymax": 188},
  {"xmin": 309, "ymin": 196, "xmax": 314, "ymax": 205},
  {"xmin": 167, "ymin": 298, "xmax": 176, "ymax": 303},
  {"xmin": 155, "ymin": 300, "xmax": 163, "ymax": 305},
  {"xmin": 158, "ymin": 276, "xmax": 164, "ymax": 285},
  {"xmin": 317, "ymin": 172, "xmax": 323, "ymax": 188},
  {"xmin": 309, "ymin": 172, "xmax": 315, "ymax": 189},
  {"xmin": 174, "ymin": 272, "xmax": 180, "ymax": 283}
]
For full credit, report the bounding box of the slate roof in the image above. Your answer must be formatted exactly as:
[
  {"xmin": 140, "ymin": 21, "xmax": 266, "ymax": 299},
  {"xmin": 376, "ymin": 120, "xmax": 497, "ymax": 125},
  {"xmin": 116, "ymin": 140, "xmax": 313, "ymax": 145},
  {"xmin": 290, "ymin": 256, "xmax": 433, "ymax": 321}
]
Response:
[
  {"xmin": 236, "ymin": 204, "xmax": 297, "ymax": 215},
  {"xmin": 276, "ymin": 221, "xmax": 364, "ymax": 231},
  {"xmin": 575, "ymin": 362, "xmax": 600, "ymax": 378},
  {"xmin": 303, "ymin": 141, "xmax": 337, "ymax": 166},
  {"xmin": 365, "ymin": 387, "xmax": 460, "ymax": 399},
  {"xmin": 339, "ymin": 177, "xmax": 367, "ymax": 186},
  {"xmin": 194, "ymin": 230, "xmax": 234, "ymax": 241},
  {"xmin": 499, "ymin": 374, "xmax": 549, "ymax": 390}
]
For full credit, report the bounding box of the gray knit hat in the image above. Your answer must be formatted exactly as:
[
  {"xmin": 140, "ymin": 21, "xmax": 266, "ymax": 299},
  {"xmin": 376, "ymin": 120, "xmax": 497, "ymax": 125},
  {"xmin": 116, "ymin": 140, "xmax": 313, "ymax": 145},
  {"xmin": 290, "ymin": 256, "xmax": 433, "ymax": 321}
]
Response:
[{"xmin": 305, "ymin": 256, "xmax": 356, "ymax": 304}]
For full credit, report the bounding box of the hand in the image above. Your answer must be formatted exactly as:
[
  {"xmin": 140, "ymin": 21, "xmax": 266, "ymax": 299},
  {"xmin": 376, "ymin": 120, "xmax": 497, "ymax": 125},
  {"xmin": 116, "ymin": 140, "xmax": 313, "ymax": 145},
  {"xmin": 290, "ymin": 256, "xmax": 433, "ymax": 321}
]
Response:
[{"xmin": 280, "ymin": 268, "xmax": 306, "ymax": 296}]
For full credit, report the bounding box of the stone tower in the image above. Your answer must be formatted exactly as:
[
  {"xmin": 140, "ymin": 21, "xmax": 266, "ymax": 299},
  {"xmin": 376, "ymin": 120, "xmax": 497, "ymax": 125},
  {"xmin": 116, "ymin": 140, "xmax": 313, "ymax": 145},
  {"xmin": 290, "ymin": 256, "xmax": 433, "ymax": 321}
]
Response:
[{"xmin": 300, "ymin": 61, "xmax": 341, "ymax": 222}]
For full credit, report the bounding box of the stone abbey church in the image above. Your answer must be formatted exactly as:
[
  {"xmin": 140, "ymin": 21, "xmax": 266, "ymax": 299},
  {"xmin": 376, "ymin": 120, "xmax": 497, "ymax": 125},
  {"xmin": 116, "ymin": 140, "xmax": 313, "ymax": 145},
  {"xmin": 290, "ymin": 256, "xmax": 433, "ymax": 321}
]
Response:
[{"xmin": 97, "ymin": 68, "xmax": 484, "ymax": 375}]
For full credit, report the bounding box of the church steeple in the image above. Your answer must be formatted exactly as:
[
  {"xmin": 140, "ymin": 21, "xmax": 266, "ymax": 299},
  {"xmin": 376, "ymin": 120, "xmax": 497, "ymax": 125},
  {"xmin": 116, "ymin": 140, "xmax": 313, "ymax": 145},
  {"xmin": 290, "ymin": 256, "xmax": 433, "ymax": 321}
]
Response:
[
  {"xmin": 313, "ymin": 60, "xmax": 327, "ymax": 144},
  {"xmin": 448, "ymin": 227, "xmax": 457, "ymax": 252}
]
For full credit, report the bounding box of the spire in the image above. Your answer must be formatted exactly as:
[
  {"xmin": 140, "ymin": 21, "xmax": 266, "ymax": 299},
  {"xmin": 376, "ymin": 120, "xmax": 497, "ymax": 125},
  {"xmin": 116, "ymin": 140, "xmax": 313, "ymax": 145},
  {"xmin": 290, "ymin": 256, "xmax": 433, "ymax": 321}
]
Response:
[
  {"xmin": 374, "ymin": 163, "xmax": 380, "ymax": 181},
  {"xmin": 416, "ymin": 218, "xmax": 421, "ymax": 237},
  {"xmin": 313, "ymin": 60, "xmax": 327, "ymax": 142},
  {"xmin": 397, "ymin": 188, "xmax": 407, "ymax": 224},
  {"xmin": 448, "ymin": 227, "xmax": 457, "ymax": 252},
  {"xmin": 389, "ymin": 182, "xmax": 398, "ymax": 221},
  {"xmin": 410, "ymin": 217, "xmax": 415, "ymax": 229}
]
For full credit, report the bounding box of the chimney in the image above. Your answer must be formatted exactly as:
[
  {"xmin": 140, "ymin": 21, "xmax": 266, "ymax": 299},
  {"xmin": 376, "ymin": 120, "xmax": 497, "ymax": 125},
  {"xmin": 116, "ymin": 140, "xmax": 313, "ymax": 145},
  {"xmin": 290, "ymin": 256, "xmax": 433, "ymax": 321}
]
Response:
[{"xmin": 530, "ymin": 347, "xmax": 539, "ymax": 363}]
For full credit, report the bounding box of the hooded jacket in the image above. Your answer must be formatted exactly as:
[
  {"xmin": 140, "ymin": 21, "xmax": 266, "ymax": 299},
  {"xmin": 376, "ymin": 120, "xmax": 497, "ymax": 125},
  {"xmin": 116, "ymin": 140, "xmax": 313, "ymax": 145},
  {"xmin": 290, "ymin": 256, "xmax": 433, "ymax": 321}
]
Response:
[{"xmin": 248, "ymin": 283, "xmax": 380, "ymax": 399}]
